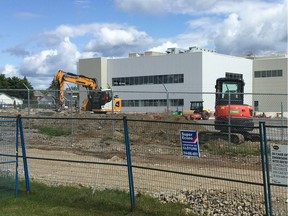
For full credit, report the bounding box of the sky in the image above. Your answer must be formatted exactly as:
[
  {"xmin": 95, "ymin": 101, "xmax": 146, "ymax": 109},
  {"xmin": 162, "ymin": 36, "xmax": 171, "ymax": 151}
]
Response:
[{"xmin": 0, "ymin": 0, "xmax": 287, "ymax": 89}]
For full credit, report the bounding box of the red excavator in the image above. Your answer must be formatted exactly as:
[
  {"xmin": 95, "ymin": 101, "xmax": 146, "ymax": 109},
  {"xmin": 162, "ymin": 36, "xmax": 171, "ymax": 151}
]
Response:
[
  {"xmin": 214, "ymin": 77, "xmax": 254, "ymax": 132},
  {"xmin": 199, "ymin": 77, "xmax": 256, "ymax": 144}
]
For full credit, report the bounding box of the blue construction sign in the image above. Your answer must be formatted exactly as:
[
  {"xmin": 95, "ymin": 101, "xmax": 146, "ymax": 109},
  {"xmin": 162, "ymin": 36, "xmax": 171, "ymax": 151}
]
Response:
[{"xmin": 180, "ymin": 130, "xmax": 200, "ymax": 157}]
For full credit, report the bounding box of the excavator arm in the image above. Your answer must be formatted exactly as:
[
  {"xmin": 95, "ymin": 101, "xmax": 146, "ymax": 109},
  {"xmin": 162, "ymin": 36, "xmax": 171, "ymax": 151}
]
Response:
[
  {"xmin": 53, "ymin": 69, "xmax": 98, "ymax": 111},
  {"xmin": 53, "ymin": 69, "xmax": 121, "ymax": 113}
]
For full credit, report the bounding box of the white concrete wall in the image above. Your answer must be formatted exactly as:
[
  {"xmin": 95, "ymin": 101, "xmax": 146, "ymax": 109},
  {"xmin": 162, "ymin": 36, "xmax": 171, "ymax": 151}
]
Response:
[
  {"xmin": 107, "ymin": 52, "xmax": 203, "ymax": 112},
  {"xmin": 202, "ymin": 52, "xmax": 253, "ymax": 111},
  {"xmin": 78, "ymin": 58, "xmax": 108, "ymax": 105},
  {"xmin": 78, "ymin": 58, "xmax": 108, "ymax": 88},
  {"xmin": 253, "ymin": 57, "xmax": 288, "ymax": 112}
]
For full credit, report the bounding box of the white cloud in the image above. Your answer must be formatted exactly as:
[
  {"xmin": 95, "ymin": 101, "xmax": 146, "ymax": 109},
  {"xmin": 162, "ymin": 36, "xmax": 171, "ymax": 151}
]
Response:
[
  {"xmin": 84, "ymin": 25, "xmax": 153, "ymax": 56},
  {"xmin": 149, "ymin": 41, "xmax": 178, "ymax": 53},
  {"xmin": 40, "ymin": 23, "xmax": 153, "ymax": 57},
  {"xmin": 18, "ymin": 37, "xmax": 81, "ymax": 89},
  {"xmin": 2, "ymin": 0, "xmax": 286, "ymax": 89},
  {"xmin": 2, "ymin": 64, "xmax": 22, "ymax": 78},
  {"xmin": 116, "ymin": 0, "xmax": 287, "ymax": 55},
  {"xmin": 21, "ymin": 49, "xmax": 58, "ymax": 76},
  {"xmin": 3, "ymin": 22, "xmax": 154, "ymax": 89},
  {"xmin": 214, "ymin": 1, "xmax": 287, "ymax": 55}
]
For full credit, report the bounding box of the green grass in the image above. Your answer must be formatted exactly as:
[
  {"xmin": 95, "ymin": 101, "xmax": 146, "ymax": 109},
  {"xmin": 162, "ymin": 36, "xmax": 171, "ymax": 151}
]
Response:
[
  {"xmin": 202, "ymin": 143, "xmax": 261, "ymax": 156},
  {"xmin": 38, "ymin": 126, "xmax": 71, "ymax": 136},
  {"xmin": 0, "ymin": 182, "xmax": 197, "ymax": 216}
]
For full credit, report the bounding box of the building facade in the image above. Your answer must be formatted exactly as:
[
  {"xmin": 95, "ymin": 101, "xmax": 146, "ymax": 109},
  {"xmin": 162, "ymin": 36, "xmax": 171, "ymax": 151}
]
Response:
[
  {"xmin": 78, "ymin": 48, "xmax": 254, "ymax": 113},
  {"xmin": 78, "ymin": 48, "xmax": 288, "ymax": 113},
  {"xmin": 253, "ymin": 55, "xmax": 288, "ymax": 115}
]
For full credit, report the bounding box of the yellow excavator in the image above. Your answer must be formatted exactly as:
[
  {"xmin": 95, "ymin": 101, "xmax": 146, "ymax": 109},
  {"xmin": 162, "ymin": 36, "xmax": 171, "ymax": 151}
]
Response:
[{"xmin": 53, "ymin": 70, "xmax": 121, "ymax": 113}]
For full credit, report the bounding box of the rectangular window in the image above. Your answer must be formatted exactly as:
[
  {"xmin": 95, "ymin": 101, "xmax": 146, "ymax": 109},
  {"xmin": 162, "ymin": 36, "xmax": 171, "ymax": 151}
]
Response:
[
  {"xmin": 266, "ymin": 70, "xmax": 272, "ymax": 77},
  {"xmin": 254, "ymin": 71, "xmax": 260, "ymax": 77},
  {"xmin": 254, "ymin": 101, "xmax": 259, "ymax": 111},
  {"xmin": 134, "ymin": 77, "xmax": 139, "ymax": 85},
  {"xmin": 138, "ymin": 76, "xmax": 143, "ymax": 85},
  {"xmin": 112, "ymin": 74, "xmax": 184, "ymax": 86},
  {"xmin": 179, "ymin": 74, "xmax": 184, "ymax": 83},
  {"xmin": 144, "ymin": 76, "xmax": 148, "ymax": 84},
  {"xmin": 158, "ymin": 75, "xmax": 164, "ymax": 84},
  {"xmin": 167, "ymin": 75, "xmax": 173, "ymax": 83},
  {"xmin": 112, "ymin": 78, "xmax": 117, "ymax": 86},
  {"xmin": 163, "ymin": 75, "xmax": 168, "ymax": 84},
  {"xmin": 154, "ymin": 75, "xmax": 159, "ymax": 84},
  {"xmin": 129, "ymin": 77, "xmax": 134, "ymax": 85},
  {"xmin": 173, "ymin": 74, "xmax": 178, "ymax": 83},
  {"xmin": 170, "ymin": 99, "xmax": 184, "ymax": 106},
  {"xmin": 122, "ymin": 99, "xmax": 183, "ymax": 107},
  {"xmin": 226, "ymin": 72, "xmax": 243, "ymax": 79},
  {"xmin": 277, "ymin": 70, "xmax": 282, "ymax": 77},
  {"xmin": 254, "ymin": 69, "xmax": 283, "ymax": 79},
  {"xmin": 118, "ymin": 78, "xmax": 124, "ymax": 86}
]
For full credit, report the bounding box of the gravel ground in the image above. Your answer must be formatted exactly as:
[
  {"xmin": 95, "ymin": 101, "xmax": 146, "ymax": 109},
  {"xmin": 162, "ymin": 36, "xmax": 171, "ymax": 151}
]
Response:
[{"xmin": 154, "ymin": 189, "xmax": 287, "ymax": 216}]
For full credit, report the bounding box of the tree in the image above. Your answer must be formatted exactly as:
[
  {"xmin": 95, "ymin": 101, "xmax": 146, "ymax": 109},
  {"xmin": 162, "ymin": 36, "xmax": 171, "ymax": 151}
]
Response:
[
  {"xmin": 0, "ymin": 74, "xmax": 9, "ymax": 89},
  {"xmin": 0, "ymin": 75, "xmax": 34, "ymax": 99}
]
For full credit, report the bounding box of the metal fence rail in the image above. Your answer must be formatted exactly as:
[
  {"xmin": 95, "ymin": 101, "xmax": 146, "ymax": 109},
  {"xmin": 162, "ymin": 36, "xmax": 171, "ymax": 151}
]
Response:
[
  {"xmin": 0, "ymin": 89, "xmax": 287, "ymax": 120},
  {"xmin": 0, "ymin": 118, "xmax": 18, "ymax": 198},
  {"xmin": 0, "ymin": 116, "xmax": 30, "ymax": 198},
  {"xmin": 19, "ymin": 117, "xmax": 129, "ymax": 191}
]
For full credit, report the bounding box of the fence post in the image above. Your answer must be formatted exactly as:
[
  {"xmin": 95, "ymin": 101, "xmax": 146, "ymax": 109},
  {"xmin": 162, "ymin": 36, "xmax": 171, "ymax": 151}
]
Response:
[
  {"xmin": 263, "ymin": 122, "xmax": 273, "ymax": 216},
  {"xmin": 123, "ymin": 116, "xmax": 135, "ymax": 210},
  {"xmin": 17, "ymin": 115, "xmax": 31, "ymax": 193},
  {"xmin": 259, "ymin": 121, "xmax": 273, "ymax": 216}
]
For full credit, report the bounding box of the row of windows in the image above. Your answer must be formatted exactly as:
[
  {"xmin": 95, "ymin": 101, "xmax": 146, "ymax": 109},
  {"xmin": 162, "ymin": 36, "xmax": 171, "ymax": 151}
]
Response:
[
  {"xmin": 122, "ymin": 99, "xmax": 184, "ymax": 107},
  {"xmin": 112, "ymin": 74, "xmax": 184, "ymax": 86},
  {"xmin": 254, "ymin": 70, "xmax": 282, "ymax": 78},
  {"xmin": 225, "ymin": 72, "xmax": 243, "ymax": 79}
]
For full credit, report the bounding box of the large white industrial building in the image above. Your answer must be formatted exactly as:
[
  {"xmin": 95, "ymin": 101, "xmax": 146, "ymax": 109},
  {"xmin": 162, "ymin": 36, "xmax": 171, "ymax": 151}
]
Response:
[{"xmin": 78, "ymin": 47, "xmax": 287, "ymax": 115}]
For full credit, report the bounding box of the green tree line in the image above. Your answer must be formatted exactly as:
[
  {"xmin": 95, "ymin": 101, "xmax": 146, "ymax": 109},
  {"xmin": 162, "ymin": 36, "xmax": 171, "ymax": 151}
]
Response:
[{"xmin": 0, "ymin": 74, "xmax": 34, "ymax": 99}]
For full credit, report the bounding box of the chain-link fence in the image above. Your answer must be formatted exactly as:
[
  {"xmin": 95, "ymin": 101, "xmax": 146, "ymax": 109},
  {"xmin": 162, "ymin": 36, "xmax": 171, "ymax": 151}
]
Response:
[
  {"xmin": 0, "ymin": 117, "xmax": 18, "ymax": 198},
  {"xmin": 0, "ymin": 116, "xmax": 30, "ymax": 198},
  {"xmin": 0, "ymin": 88, "xmax": 287, "ymax": 215},
  {"xmin": 0, "ymin": 115, "xmax": 280, "ymax": 215},
  {"xmin": 0, "ymin": 89, "xmax": 287, "ymax": 117}
]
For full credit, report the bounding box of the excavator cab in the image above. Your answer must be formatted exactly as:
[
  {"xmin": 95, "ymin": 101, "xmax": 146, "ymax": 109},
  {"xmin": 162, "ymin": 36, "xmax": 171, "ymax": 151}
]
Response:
[
  {"xmin": 85, "ymin": 90, "xmax": 112, "ymax": 110},
  {"xmin": 215, "ymin": 77, "xmax": 244, "ymax": 105},
  {"xmin": 83, "ymin": 89, "xmax": 121, "ymax": 113},
  {"xmin": 214, "ymin": 77, "xmax": 254, "ymax": 132},
  {"xmin": 190, "ymin": 101, "xmax": 204, "ymax": 112}
]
